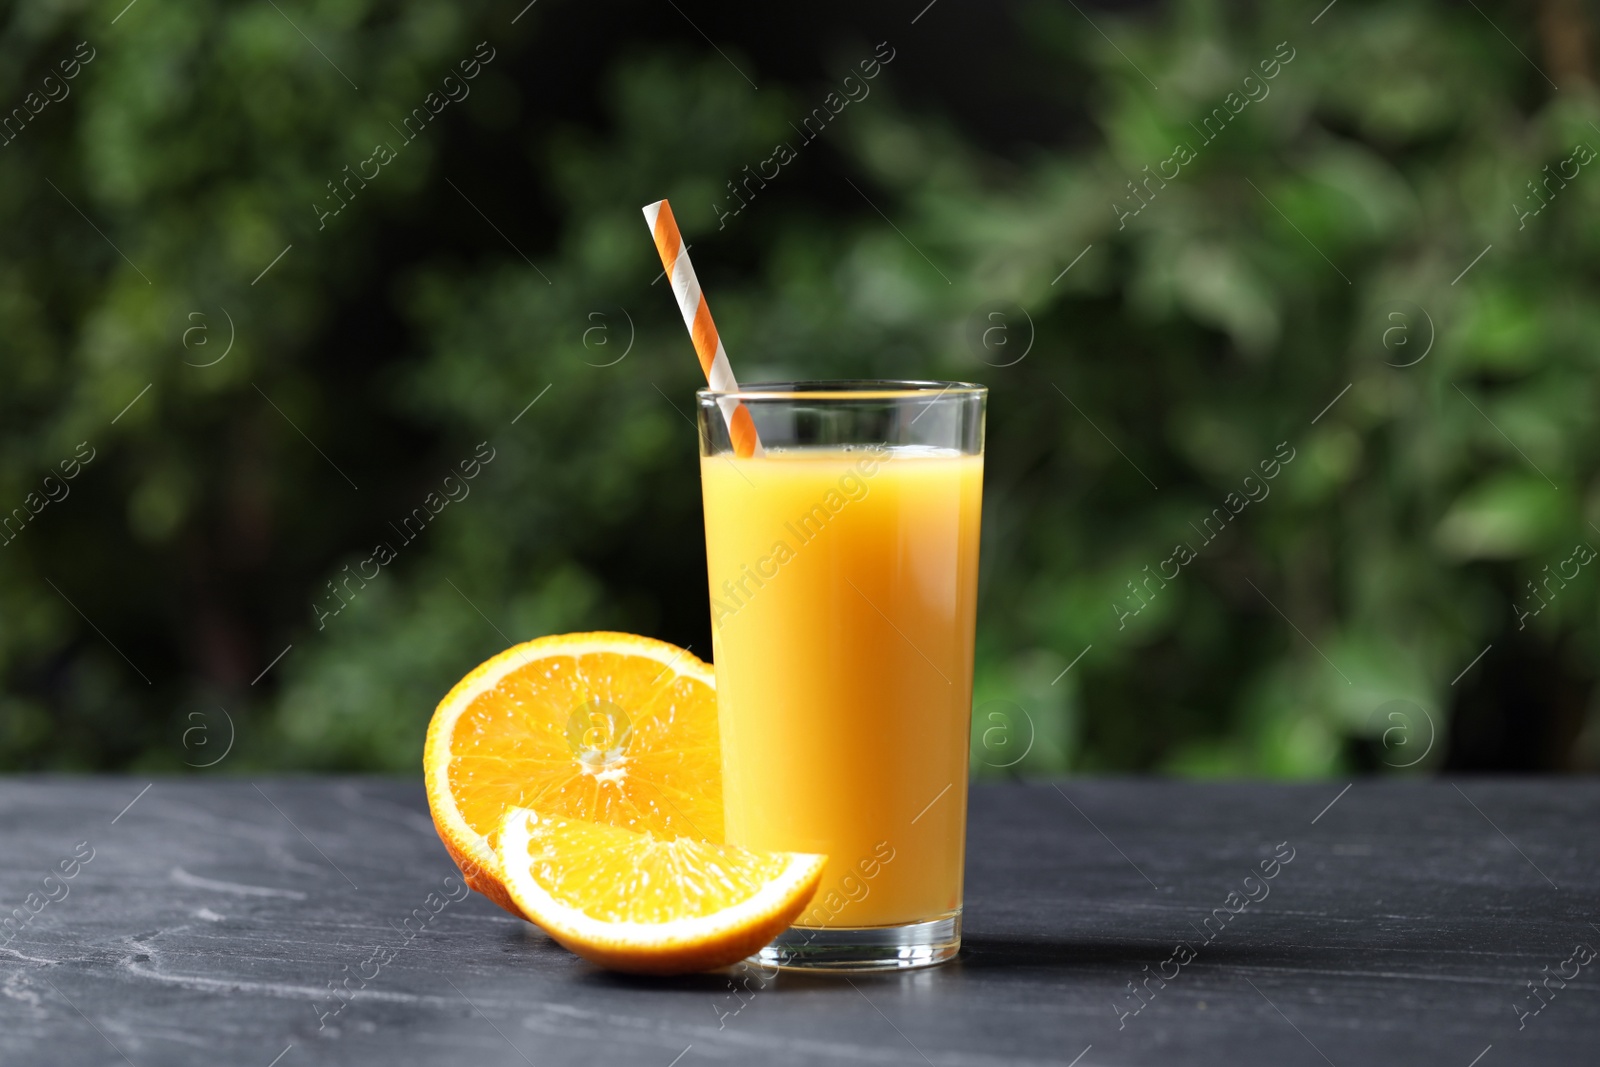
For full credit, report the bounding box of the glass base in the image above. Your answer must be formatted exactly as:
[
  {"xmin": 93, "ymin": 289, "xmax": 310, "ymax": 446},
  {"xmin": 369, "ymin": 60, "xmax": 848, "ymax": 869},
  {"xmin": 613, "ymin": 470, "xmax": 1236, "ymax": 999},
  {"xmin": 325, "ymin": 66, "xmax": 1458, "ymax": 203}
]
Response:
[{"xmin": 757, "ymin": 914, "xmax": 961, "ymax": 972}]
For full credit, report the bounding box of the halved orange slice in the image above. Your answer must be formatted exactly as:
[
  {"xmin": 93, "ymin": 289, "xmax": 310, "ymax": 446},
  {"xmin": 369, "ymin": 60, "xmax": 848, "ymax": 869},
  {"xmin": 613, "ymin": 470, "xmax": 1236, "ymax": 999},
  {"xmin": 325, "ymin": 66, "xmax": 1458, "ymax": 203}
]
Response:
[
  {"xmin": 424, "ymin": 632, "xmax": 722, "ymax": 918},
  {"xmin": 496, "ymin": 807, "xmax": 825, "ymax": 974}
]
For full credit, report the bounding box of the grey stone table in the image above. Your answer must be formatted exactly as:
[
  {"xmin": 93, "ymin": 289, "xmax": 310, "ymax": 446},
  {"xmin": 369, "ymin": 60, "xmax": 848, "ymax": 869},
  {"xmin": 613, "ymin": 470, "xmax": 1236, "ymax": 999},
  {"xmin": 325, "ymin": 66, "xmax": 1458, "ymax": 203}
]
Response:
[{"xmin": 1, "ymin": 778, "xmax": 1595, "ymax": 1066}]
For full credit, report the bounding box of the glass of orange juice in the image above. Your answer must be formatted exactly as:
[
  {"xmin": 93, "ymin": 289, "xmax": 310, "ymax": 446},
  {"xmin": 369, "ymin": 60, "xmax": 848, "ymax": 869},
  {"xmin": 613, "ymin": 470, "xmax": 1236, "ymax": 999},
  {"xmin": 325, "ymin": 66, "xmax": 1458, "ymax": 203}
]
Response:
[{"xmin": 696, "ymin": 380, "xmax": 985, "ymax": 971}]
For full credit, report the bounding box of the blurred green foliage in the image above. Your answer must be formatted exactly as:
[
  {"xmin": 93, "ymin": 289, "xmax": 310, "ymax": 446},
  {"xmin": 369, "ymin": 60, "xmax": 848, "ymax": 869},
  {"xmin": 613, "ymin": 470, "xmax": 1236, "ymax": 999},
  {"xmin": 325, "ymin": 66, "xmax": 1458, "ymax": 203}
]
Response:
[{"xmin": 1, "ymin": 0, "xmax": 1597, "ymax": 777}]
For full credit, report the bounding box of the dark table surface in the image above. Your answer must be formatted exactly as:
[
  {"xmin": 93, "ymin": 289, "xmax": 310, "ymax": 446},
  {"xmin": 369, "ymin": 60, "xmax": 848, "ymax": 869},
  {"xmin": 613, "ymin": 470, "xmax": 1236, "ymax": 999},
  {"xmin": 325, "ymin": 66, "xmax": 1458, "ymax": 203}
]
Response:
[{"xmin": 0, "ymin": 778, "xmax": 1594, "ymax": 1066}]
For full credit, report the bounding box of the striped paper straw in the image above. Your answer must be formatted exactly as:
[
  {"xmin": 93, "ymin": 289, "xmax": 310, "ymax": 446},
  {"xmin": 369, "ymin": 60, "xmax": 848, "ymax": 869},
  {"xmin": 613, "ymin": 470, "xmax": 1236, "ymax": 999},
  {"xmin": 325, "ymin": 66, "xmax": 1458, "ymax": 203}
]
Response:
[{"xmin": 642, "ymin": 199, "xmax": 763, "ymax": 457}]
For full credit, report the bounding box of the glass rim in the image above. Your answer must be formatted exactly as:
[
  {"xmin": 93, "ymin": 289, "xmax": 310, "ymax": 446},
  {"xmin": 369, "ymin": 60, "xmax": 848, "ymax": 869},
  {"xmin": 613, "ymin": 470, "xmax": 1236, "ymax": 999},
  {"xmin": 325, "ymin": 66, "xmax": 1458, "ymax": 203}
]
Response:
[{"xmin": 696, "ymin": 379, "xmax": 987, "ymax": 402}]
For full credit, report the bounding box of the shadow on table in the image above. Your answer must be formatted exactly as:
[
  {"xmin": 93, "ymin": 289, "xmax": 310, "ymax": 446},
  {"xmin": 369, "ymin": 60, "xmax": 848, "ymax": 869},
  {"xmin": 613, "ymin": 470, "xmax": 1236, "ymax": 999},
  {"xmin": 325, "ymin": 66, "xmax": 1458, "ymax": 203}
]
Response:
[
  {"xmin": 957, "ymin": 935, "xmax": 1292, "ymax": 971},
  {"xmin": 572, "ymin": 935, "xmax": 1292, "ymax": 992},
  {"xmin": 580, "ymin": 970, "xmax": 748, "ymax": 993}
]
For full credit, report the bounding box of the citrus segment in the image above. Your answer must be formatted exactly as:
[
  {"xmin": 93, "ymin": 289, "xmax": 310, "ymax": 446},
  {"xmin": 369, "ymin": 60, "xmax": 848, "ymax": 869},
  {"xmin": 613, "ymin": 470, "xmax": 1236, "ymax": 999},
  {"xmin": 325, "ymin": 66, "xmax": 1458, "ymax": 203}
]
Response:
[
  {"xmin": 424, "ymin": 632, "xmax": 721, "ymax": 917},
  {"xmin": 496, "ymin": 807, "xmax": 825, "ymax": 974}
]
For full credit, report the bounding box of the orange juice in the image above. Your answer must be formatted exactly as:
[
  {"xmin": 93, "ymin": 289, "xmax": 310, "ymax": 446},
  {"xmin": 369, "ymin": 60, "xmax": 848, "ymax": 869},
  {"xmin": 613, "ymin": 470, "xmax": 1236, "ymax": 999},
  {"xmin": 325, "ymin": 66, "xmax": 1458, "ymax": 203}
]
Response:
[{"xmin": 701, "ymin": 446, "xmax": 983, "ymax": 928}]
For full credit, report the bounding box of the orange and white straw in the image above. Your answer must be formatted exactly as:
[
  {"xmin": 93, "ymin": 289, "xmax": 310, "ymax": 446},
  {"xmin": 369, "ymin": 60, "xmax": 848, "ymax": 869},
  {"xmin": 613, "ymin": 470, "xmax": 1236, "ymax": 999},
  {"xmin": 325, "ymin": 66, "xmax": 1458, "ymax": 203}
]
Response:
[{"xmin": 642, "ymin": 199, "xmax": 763, "ymax": 457}]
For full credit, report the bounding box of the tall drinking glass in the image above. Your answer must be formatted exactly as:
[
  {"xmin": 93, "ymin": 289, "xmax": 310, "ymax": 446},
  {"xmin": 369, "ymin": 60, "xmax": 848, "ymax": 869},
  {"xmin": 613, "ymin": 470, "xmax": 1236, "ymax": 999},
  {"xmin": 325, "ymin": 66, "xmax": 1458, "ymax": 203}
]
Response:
[{"xmin": 696, "ymin": 380, "xmax": 986, "ymax": 970}]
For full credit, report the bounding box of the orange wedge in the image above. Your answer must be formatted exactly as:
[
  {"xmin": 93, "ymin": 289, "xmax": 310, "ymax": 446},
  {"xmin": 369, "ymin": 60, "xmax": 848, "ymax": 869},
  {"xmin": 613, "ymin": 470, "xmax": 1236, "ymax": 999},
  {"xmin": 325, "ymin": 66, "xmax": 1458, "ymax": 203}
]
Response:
[
  {"xmin": 424, "ymin": 632, "xmax": 722, "ymax": 918},
  {"xmin": 496, "ymin": 807, "xmax": 825, "ymax": 974}
]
